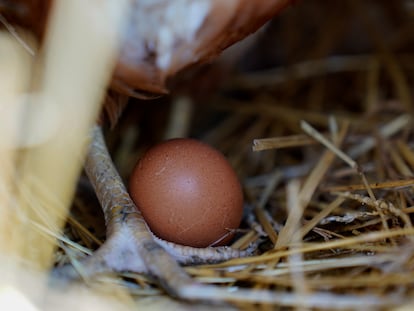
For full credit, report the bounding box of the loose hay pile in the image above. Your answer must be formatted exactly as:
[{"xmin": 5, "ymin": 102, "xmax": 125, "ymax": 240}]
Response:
[{"xmin": 1, "ymin": 0, "xmax": 414, "ymax": 310}]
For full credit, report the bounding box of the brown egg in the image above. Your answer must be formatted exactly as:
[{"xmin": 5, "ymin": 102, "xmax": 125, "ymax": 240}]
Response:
[{"xmin": 129, "ymin": 138, "xmax": 243, "ymax": 247}]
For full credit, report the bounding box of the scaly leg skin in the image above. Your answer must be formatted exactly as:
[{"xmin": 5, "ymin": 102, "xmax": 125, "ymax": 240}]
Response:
[{"xmin": 53, "ymin": 124, "xmax": 253, "ymax": 298}]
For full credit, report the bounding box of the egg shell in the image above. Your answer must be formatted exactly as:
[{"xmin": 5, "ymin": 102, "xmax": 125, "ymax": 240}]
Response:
[{"xmin": 129, "ymin": 138, "xmax": 243, "ymax": 248}]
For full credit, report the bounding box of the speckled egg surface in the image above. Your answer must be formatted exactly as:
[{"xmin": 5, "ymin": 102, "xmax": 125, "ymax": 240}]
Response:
[{"xmin": 129, "ymin": 138, "xmax": 243, "ymax": 247}]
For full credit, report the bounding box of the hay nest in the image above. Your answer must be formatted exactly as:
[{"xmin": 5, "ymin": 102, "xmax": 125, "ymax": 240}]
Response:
[{"xmin": 1, "ymin": 0, "xmax": 414, "ymax": 310}]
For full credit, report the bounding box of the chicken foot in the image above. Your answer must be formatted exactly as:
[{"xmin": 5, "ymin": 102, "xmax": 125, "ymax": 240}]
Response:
[{"xmin": 52, "ymin": 125, "xmax": 253, "ymax": 297}]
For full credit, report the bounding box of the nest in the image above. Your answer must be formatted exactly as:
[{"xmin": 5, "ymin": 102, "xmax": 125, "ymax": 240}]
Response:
[{"xmin": 1, "ymin": 0, "xmax": 414, "ymax": 310}]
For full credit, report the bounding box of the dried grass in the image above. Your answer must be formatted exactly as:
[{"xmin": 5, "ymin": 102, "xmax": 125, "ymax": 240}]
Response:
[{"xmin": 2, "ymin": 0, "xmax": 414, "ymax": 310}]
